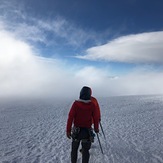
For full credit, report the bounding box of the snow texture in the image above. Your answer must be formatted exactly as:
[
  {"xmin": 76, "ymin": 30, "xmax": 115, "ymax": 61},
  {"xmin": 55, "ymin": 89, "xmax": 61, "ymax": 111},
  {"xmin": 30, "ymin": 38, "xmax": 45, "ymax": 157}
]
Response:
[{"xmin": 0, "ymin": 95, "xmax": 163, "ymax": 163}]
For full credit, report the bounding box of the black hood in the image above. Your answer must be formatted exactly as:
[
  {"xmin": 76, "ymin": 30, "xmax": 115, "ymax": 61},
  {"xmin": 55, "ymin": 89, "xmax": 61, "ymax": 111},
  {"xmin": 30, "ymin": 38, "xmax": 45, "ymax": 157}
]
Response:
[{"xmin": 79, "ymin": 86, "xmax": 91, "ymax": 100}]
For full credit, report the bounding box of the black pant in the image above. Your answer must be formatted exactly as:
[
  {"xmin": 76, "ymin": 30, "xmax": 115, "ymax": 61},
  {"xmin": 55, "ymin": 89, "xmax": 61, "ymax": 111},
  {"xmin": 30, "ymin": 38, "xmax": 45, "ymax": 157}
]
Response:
[{"xmin": 71, "ymin": 128, "xmax": 91, "ymax": 163}]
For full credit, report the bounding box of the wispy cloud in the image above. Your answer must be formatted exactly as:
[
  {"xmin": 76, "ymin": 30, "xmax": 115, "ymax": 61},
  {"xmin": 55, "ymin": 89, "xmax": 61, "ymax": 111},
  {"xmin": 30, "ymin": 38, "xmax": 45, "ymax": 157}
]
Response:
[
  {"xmin": 0, "ymin": 1, "xmax": 98, "ymax": 48},
  {"xmin": 77, "ymin": 31, "xmax": 163, "ymax": 64},
  {"xmin": 37, "ymin": 18, "xmax": 97, "ymax": 47}
]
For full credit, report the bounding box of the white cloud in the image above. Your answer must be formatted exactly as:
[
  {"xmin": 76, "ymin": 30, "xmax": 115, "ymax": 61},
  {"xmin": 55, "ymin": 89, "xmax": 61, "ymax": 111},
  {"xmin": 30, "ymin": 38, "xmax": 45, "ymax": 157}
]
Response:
[
  {"xmin": 74, "ymin": 66, "xmax": 163, "ymax": 97},
  {"xmin": 1, "ymin": 27, "xmax": 163, "ymax": 98},
  {"xmin": 1, "ymin": 6, "xmax": 163, "ymax": 99},
  {"xmin": 77, "ymin": 31, "xmax": 163, "ymax": 64},
  {"xmin": 102, "ymin": 71, "xmax": 163, "ymax": 97},
  {"xmin": 0, "ymin": 0, "xmax": 107, "ymax": 50},
  {"xmin": 74, "ymin": 66, "xmax": 115, "ymax": 86},
  {"xmin": 0, "ymin": 25, "xmax": 100, "ymax": 98},
  {"xmin": 0, "ymin": 28, "xmax": 43, "ymax": 97},
  {"xmin": 33, "ymin": 18, "xmax": 98, "ymax": 47},
  {"xmin": 0, "ymin": 1, "xmax": 97, "ymax": 48}
]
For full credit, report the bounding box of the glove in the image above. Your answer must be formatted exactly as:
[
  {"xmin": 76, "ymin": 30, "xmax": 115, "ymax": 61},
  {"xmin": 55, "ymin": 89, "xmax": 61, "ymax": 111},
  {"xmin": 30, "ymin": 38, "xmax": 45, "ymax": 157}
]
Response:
[
  {"xmin": 94, "ymin": 129, "xmax": 99, "ymax": 133},
  {"xmin": 67, "ymin": 132, "xmax": 71, "ymax": 139}
]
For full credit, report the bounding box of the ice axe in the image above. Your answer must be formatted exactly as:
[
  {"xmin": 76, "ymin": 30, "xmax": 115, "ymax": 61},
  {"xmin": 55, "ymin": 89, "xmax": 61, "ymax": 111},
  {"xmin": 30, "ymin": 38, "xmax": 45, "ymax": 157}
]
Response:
[
  {"xmin": 100, "ymin": 121, "xmax": 106, "ymax": 140},
  {"xmin": 96, "ymin": 133, "xmax": 104, "ymax": 154}
]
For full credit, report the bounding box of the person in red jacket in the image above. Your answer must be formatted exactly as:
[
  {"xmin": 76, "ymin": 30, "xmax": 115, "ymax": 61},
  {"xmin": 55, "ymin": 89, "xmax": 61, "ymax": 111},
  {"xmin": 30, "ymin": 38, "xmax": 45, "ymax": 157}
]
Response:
[{"xmin": 66, "ymin": 86, "xmax": 99, "ymax": 163}]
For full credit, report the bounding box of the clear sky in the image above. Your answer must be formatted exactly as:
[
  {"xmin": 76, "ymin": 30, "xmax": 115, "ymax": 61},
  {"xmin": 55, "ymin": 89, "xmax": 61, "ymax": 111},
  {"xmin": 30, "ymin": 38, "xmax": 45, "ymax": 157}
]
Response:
[{"xmin": 0, "ymin": 0, "xmax": 163, "ymax": 98}]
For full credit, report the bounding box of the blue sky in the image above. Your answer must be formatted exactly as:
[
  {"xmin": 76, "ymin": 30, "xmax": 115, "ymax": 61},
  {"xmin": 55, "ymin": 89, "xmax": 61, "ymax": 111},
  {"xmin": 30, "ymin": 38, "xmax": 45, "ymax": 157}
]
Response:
[{"xmin": 0, "ymin": 0, "xmax": 163, "ymax": 98}]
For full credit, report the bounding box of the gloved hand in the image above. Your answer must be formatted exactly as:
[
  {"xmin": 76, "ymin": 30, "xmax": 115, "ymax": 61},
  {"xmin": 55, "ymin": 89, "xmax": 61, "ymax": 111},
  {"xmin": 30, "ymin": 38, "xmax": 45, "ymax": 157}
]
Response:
[
  {"xmin": 94, "ymin": 129, "xmax": 99, "ymax": 133},
  {"xmin": 67, "ymin": 132, "xmax": 71, "ymax": 139}
]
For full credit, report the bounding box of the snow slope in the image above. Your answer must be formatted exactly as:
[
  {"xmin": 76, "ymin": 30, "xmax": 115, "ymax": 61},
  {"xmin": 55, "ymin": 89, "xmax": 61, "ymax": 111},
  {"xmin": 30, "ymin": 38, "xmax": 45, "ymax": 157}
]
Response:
[{"xmin": 0, "ymin": 95, "xmax": 163, "ymax": 163}]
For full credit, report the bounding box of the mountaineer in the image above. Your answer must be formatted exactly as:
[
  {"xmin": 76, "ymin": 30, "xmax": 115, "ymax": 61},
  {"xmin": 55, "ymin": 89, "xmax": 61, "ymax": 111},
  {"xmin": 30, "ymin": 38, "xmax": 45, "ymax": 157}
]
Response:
[{"xmin": 66, "ymin": 86, "xmax": 99, "ymax": 163}]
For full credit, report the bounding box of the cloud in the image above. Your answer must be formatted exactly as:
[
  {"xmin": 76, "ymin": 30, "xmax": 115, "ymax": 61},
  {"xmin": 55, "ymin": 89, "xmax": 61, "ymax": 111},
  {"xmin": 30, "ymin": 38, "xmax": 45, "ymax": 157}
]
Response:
[
  {"xmin": 37, "ymin": 18, "xmax": 96, "ymax": 47},
  {"xmin": 0, "ymin": 25, "xmax": 102, "ymax": 98},
  {"xmin": 1, "ymin": 26, "xmax": 163, "ymax": 99},
  {"xmin": 101, "ymin": 71, "xmax": 163, "ymax": 97},
  {"xmin": 0, "ymin": 0, "xmax": 98, "ymax": 48},
  {"xmin": 0, "ymin": 26, "xmax": 62, "ymax": 97},
  {"xmin": 0, "ymin": 28, "xmax": 44, "ymax": 97},
  {"xmin": 74, "ymin": 66, "xmax": 115, "ymax": 86},
  {"xmin": 1, "ymin": 2, "xmax": 163, "ymax": 98},
  {"xmin": 75, "ymin": 66, "xmax": 163, "ymax": 97},
  {"xmin": 77, "ymin": 31, "xmax": 163, "ymax": 64}
]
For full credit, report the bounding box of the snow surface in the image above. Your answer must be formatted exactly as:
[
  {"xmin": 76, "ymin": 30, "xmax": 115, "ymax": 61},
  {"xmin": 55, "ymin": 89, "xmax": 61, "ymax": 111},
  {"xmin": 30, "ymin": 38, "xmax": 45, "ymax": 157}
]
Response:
[{"xmin": 0, "ymin": 95, "xmax": 163, "ymax": 163}]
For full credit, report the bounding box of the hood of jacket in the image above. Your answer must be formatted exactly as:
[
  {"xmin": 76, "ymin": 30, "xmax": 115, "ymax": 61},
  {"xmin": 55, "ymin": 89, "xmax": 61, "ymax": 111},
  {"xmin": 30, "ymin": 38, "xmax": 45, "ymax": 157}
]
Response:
[{"xmin": 79, "ymin": 86, "xmax": 91, "ymax": 100}]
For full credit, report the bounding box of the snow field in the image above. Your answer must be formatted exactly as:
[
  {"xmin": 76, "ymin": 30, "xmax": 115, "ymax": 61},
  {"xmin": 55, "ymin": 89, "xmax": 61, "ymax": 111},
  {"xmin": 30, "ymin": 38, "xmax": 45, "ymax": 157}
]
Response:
[
  {"xmin": 0, "ymin": 95, "xmax": 163, "ymax": 163},
  {"xmin": 100, "ymin": 95, "xmax": 163, "ymax": 163}
]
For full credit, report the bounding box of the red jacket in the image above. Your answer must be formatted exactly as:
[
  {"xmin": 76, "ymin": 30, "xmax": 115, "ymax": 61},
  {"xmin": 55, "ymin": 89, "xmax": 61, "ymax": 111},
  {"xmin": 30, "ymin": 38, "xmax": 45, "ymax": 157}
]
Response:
[{"xmin": 66, "ymin": 100, "xmax": 99, "ymax": 133}]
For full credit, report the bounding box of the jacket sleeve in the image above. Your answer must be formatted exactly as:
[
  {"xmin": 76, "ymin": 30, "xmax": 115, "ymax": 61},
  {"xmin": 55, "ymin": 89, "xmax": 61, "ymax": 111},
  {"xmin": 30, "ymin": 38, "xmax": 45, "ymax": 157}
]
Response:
[
  {"xmin": 91, "ymin": 97, "xmax": 101, "ymax": 121},
  {"xmin": 92, "ymin": 103, "xmax": 99, "ymax": 131},
  {"xmin": 94, "ymin": 98, "xmax": 101, "ymax": 120},
  {"xmin": 66, "ymin": 102, "xmax": 76, "ymax": 133}
]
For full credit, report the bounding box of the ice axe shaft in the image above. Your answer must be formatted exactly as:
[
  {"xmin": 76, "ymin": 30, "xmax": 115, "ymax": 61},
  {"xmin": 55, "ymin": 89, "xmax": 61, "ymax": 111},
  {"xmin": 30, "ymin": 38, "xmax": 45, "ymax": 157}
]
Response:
[
  {"xmin": 100, "ymin": 122, "xmax": 106, "ymax": 140},
  {"xmin": 96, "ymin": 133, "xmax": 104, "ymax": 154}
]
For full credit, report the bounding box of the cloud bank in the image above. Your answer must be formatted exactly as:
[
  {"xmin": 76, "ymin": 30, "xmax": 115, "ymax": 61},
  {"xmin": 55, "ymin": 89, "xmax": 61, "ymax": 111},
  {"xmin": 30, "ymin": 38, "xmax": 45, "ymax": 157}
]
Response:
[
  {"xmin": 1, "ymin": 13, "xmax": 163, "ymax": 98},
  {"xmin": 1, "ymin": 26, "xmax": 163, "ymax": 98},
  {"xmin": 77, "ymin": 31, "xmax": 163, "ymax": 64},
  {"xmin": 0, "ymin": 24, "xmax": 106, "ymax": 98}
]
